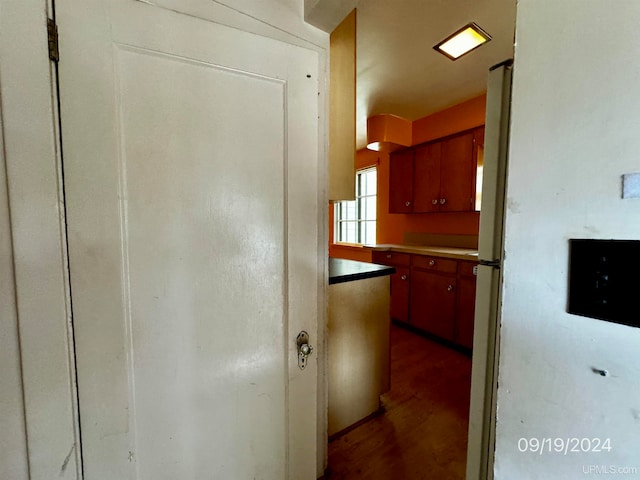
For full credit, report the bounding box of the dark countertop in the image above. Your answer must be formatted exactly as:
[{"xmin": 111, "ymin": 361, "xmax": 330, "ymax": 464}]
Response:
[{"xmin": 329, "ymin": 258, "xmax": 395, "ymax": 285}]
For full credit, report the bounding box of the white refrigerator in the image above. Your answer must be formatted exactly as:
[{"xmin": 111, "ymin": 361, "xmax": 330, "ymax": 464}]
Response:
[{"xmin": 466, "ymin": 59, "xmax": 513, "ymax": 480}]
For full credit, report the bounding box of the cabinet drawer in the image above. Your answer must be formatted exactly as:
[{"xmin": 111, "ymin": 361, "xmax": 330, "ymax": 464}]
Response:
[
  {"xmin": 412, "ymin": 255, "xmax": 457, "ymax": 273},
  {"xmin": 372, "ymin": 251, "xmax": 411, "ymax": 267},
  {"xmin": 459, "ymin": 261, "xmax": 478, "ymax": 277}
]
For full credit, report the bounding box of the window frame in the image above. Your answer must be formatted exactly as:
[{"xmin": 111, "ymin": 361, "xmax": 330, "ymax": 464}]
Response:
[{"xmin": 333, "ymin": 166, "xmax": 377, "ymax": 245}]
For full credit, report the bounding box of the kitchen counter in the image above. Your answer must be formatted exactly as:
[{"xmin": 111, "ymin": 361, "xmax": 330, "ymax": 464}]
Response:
[
  {"xmin": 328, "ymin": 258, "xmax": 393, "ymax": 437},
  {"xmin": 329, "ymin": 257, "xmax": 396, "ymax": 284},
  {"xmin": 366, "ymin": 244, "xmax": 478, "ymax": 261}
]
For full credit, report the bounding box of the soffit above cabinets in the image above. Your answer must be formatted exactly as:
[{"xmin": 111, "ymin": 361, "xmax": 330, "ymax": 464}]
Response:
[{"xmin": 306, "ymin": 0, "xmax": 516, "ymax": 149}]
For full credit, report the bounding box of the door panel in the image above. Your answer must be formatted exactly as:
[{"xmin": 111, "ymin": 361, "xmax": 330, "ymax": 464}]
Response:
[
  {"xmin": 390, "ymin": 267, "xmax": 410, "ymax": 323},
  {"xmin": 57, "ymin": 1, "xmax": 319, "ymax": 478},
  {"xmin": 122, "ymin": 48, "xmax": 287, "ymax": 478},
  {"xmin": 413, "ymin": 142, "xmax": 441, "ymax": 212},
  {"xmin": 440, "ymin": 132, "xmax": 474, "ymax": 212},
  {"xmin": 410, "ymin": 270, "xmax": 456, "ymax": 341},
  {"xmin": 388, "ymin": 149, "xmax": 414, "ymax": 213}
]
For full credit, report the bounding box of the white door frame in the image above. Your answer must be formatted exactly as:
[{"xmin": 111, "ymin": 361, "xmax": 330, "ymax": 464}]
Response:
[
  {"xmin": 0, "ymin": 1, "xmax": 81, "ymax": 478},
  {"xmin": 1, "ymin": 1, "xmax": 328, "ymax": 478}
]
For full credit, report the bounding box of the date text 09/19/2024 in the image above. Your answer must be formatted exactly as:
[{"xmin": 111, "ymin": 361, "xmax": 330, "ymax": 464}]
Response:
[{"xmin": 517, "ymin": 438, "xmax": 611, "ymax": 456}]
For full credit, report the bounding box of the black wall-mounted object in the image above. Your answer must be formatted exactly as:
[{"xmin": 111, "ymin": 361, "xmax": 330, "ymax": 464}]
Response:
[{"xmin": 568, "ymin": 239, "xmax": 640, "ymax": 328}]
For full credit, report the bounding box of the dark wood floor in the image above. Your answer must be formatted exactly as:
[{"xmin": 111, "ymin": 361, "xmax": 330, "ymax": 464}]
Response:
[{"xmin": 327, "ymin": 323, "xmax": 472, "ymax": 480}]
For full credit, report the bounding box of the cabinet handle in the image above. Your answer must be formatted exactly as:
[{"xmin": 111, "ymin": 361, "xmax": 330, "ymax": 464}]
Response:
[
  {"xmin": 432, "ymin": 199, "xmax": 438, "ymax": 205},
  {"xmin": 386, "ymin": 254, "xmax": 392, "ymax": 259},
  {"xmin": 405, "ymin": 201, "xmax": 411, "ymax": 207},
  {"xmin": 440, "ymin": 198, "xmax": 446, "ymax": 205},
  {"xmin": 429, "ymin": 259, "xmax": 435, "ymax": 266},
  {"xmin": 447, "ymin": 284, "xmax": 454, "ymax": 292},
  {"xmin": 401, "ymin": 275, "xmax": 407, "ymax": 281}
]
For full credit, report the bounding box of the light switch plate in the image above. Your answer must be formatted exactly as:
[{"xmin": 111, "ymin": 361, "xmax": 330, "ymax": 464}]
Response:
[
  {"xmin": 568, "ymin": 239, "xmax": 640, "ymax": 327},
  {"xmin": 622, "ymin": 172, "xmax": 640, "ymax": 198}
]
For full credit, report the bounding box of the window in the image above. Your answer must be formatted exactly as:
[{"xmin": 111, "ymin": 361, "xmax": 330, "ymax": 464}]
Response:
[{"xmin": 334, "ymin": 167, "xmax": 377, "ymax": 245}]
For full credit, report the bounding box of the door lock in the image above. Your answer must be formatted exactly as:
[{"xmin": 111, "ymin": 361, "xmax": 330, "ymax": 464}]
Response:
[{"xmin": 296, "ymin": 331, "xmax": 313, "ymax": 370}]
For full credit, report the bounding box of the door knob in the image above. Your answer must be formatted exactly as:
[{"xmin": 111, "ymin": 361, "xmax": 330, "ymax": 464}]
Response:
[{"xmin": 296, "ymin": 331, "xmax": 314, "ymax": 370}]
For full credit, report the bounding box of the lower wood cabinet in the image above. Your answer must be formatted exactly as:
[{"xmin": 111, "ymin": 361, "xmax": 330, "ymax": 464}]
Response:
[
  {"xmin": 372, "ymin": 251, "xmax": 411, "ymax": 324},
  {"xmin": 372, "ymin": 250, "xmax": 477, "ymax": 349},
  {"xmin": 409, "ymin": 270, "xmax": 456, "ymax": 341},
  {"xmin": 390, "ymin": 266, "xmax": 410, "ymax": 323}
]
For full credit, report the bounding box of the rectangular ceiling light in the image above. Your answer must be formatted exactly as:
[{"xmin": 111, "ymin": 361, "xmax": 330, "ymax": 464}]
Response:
[{"xmin": 434, "ymin": 22, "xmax": 491, "ymax": 60}]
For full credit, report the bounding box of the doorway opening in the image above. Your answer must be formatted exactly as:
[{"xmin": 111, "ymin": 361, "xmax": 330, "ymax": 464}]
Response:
[{"xmin": 325, "ymin": 0, "xmax": 517, "ymax": 478}]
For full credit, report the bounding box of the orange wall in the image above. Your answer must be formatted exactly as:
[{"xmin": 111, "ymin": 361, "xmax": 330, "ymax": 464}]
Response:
[
  {"xmin": 412, "ymin": 94, "xmax": 486, "ymax": 145},
  {"xmin": 330, "ymin": 94, "xmax": 486, "ymax": 260}
]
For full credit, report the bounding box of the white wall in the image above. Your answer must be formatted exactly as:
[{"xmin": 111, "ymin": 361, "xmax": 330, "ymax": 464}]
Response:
[
  {"xmin": 496, "ymin": 1, "xmax": 640, "ymax": 478},
  {"xmin": 0, "ymin": 123, "xmax": 29, "ymax": 480}
]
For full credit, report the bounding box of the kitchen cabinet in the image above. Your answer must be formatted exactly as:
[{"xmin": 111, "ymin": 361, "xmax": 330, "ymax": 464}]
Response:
[
  {"xmin": 455, "ymin": 261, "xmax": 477, "ymax": 349},
  {"xmin": 388, "ymin": 149, "xmax": 414, "ymax": 213},
  {"xmin": 388, "ymin": 127, "xmax": 484, "ymax": 213},
  {"xmin": 409, "ymin": 257, "xmax": 457, "ymax": 340},
  {"xmin": 373, "ymin": 249, "xmax": 477, "ymax": 350},
  {"xmin": 390, "ymin": 267, "xmax": 410, "ymax": 323},
  {"xmin": 439, "ymin": 131, "xmax": 475, "ymax": 212},
  {"xmin": 328, "ymin": 259, "xmax": 394, "ymax": 437},
  {"xmin": 372, "ymin": 251, "xmax": 410, "ymax": 323},
  {"xmin": 413, "ymin": 142, "xmax": 441, "ymax": 212}
]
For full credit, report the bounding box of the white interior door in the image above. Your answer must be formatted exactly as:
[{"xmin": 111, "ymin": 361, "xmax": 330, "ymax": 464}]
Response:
[{"xmin": 57, "ymin": 1, "xmax": 320, "ymax": 478}]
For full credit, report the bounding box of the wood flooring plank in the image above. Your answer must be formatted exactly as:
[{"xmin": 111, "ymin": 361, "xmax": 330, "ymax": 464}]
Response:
[{"xmin": 328, "ymin": 324, "xmax": 472, "ymax": 480}]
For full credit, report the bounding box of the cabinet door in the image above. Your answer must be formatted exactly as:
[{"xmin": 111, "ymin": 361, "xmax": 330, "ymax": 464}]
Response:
[
  {"xmin": 440, "ymin": 131, "xmax": 475, "ymax": 212},
  {"xmin": 390, "ymin": 267, "xmax": 410, "ymax": 323},
  {"xmin": 413, "ymin": 142, "xmax": 441, "ymax": 212},
  {"xmin": 455, "ymin": 274, "xmax": 477, "ymax": 349},
  {"xmin": 472, "ymin": 127, "xmax": 485, "ymax": 211},
  {"xmin": 409, "ymin": 270, "xmax": 456, "ymax": 341},
  {"xmin": 389, "ymin": 149, "xmax": 414, "ymax": 213}
]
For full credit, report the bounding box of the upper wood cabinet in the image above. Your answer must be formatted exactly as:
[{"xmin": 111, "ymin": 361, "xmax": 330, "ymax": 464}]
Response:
[
  {"xmin": 439, "ymin": 131, "xmax": 475, "ymax": 211},
  {"xmin": 388, "ymin": 148, "xmax": 414, "ymax": 213},
  {"xmin": 389, "ymin": 127, "xmax": 484, "ymax": 213},
  {"xmin": 413, "ymin": 141, "xmax": 442, "ymax": 212}
]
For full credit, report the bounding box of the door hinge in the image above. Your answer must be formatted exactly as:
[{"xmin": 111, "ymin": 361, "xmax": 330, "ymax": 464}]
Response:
[{"xmin": 47, "ymin": 18, "xmax": 59, "ymax": 62}]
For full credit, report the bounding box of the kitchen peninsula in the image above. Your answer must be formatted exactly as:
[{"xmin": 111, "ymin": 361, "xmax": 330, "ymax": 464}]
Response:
[{"xmin": 328, "ymin": 258, "xmax": 395, "ymax": 437}]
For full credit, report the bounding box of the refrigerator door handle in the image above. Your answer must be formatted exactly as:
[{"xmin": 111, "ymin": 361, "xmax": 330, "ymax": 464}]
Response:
[{"xmin": 478, "ymin": 259, "xmax": 501, "ymax": 268}]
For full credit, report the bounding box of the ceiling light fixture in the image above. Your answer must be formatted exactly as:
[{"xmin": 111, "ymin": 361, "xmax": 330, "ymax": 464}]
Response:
[{"xmin": 434, "ymin": 22, "xmax": 491, "ymax": 60}]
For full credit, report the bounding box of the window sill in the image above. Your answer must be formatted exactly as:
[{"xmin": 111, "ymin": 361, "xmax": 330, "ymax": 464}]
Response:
[{"xmin": 331, "ymin": 242, "xmax": 369, "ymax": 249}]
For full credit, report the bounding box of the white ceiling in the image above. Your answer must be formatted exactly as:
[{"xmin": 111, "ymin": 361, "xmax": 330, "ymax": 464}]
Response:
[{"xmin": 306, "ymin": 0, "xmax": 517, "ymax": 149}]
